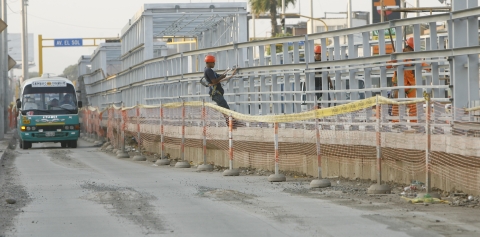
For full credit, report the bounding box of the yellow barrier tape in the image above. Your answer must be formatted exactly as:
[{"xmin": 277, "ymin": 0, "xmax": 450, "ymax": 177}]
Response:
[
  {"xmin": 81, "ymin": 96, "xmax": 426, "ymax": 123},
  {"xmin": 465, "ymin": 106, "xmax": 480, "ymax": 112}
]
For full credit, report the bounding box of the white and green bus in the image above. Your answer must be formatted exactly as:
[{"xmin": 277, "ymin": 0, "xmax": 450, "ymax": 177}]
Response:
[{"xmin": 16, "ymin": 75, "xmax": 83, "ymax": 149}]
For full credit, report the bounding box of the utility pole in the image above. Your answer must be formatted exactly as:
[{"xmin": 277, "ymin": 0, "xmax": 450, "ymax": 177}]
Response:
[
  {"xmin": 2, "ymin": 0, "xmax": 7, "ymax": 134},
  {"xmin": 282, "ymin": 0, "xmax": 286, "ymax": 34},
  {"xmin": 415, "ymin": 0, "xmax": 420, "ymax": 17},
  {"xmin": 0, "ymin": 1, "xmax": 4, "ymax": 139},
  {"xmin": 21, "ymin": 0, "xmax": 28, "ymax": 83},
  {"xmin": 347, "ymin": 0, "xmax": 352, "ymax": 28},
  {"xmin": 310, "ymin": 0, "xmax": 314, "ymax": 33}
]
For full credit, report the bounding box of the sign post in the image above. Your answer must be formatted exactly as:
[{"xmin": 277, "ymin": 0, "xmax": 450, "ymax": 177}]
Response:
[{"xmin": 37, "ymin": 35, "xmax": 118, "ymax": 76}]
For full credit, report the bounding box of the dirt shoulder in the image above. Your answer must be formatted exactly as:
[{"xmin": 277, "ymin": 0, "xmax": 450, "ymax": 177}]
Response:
[{"xmin": 0, "ymin": 137, "xmax": 31, "ymax": 236}]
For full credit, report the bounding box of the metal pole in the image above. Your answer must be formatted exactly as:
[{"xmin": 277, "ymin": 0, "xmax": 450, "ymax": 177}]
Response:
[
  {"xmin": 21, "ymin": 0, "xmax": 28, "ymax": 83},
  {"xmin": 203, "ymin": 100, "xmax": 207, "ymax": 166},
  {"xmin": 282, "ymin": 0, "xmax": 286, "ymax": 34},
  {"xmin": 252, "ymin": 5, "xmax": 256, "ymax": 57},
  {"xmin": 274, "ymin": 122, "xmax": 279, "ymax": 174},
  {"xmin": 310, "ymin": 0, "xmax": 314, "ymax": 33},
  {"xmin": 38, "ymin": 34, "xmax": 43, "ymax": 76},
  {"xmin": 160, "ymin": 102, "xmax": 164, "ymax": 159},
  {"xmin": 425, "ymin": 97, "xmax": 431, "ymax": 194},
  {"xmin": 117, "ymin": 102, "xmax": 129, "ymax": 158},
  {"xmin": 376, "ymin": 96, "xmax": 382, "ymax": 185},
  {"xmin": 347, "ymin": 0, "xmax": 352, "ymax": 28},
  {"xmin": 137, "ymin": 101, "xmax": 140, "ymax": 154},
  {"xmin": 222, "ymin": 113, "xmax": 238, "ymax": 175},
  {"xmin": 2, "ymin": 0, "xmax": 7, "ymax": 134},
  {"xmin": 181, "ymin": 101, "xmax": 185, "ymax": 161},
  {"xmin": 314, "ymin": 101, "xmax": 321, "ymax": 179},
  {"xmin": 0, "ymin": 0, "xmax": 4, "ymax": 138},
  {"xmin": 228, "ymin": 114, "xmax": 233, "ymax": 170},
  {"xmin": 380, "ymin": 0, "xmax": 385, "ymax": 23},
  {"xmin": 267, "ymin": 122, "xmax": 285, "ymax": 181},
  {"xmin": 415, "ymin": 0, "xmax": 420, "ymax": 17}
]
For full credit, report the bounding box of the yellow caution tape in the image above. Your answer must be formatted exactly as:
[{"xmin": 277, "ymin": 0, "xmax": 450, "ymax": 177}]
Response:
[{"xmin": 81, "ymin": 96, "xmax": 428, "ymax": 123}]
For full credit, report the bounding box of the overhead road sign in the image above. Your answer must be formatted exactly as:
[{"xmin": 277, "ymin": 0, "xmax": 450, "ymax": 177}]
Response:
[{"xmin": 54, "ymin": 38, "xmax": 83, "ymax": 47}]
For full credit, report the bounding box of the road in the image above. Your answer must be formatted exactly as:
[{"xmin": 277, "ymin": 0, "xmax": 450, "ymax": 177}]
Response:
[{"xmin": 0, "ymin": 138, "xmax": 478, "ymax": 237}]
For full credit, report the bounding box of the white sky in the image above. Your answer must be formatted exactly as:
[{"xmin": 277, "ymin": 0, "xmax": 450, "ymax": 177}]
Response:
[{"xmin": 5, "ymin": 0, "xmax": 447, "ymax": 76}]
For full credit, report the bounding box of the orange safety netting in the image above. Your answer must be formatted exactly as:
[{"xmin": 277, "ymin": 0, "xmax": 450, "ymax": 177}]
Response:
[{"xmin": 80, "ymin": 96, "xmax": 480, "ymax": 194}]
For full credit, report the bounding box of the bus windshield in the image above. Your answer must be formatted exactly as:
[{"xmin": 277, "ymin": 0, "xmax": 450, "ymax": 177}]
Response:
[{"xmin": 21, "ymin": 84, "xmax": 78, "ymax": 115}]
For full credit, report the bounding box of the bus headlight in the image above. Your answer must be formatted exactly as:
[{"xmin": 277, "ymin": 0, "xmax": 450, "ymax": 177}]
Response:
[
  {"xmin": 31, "ymin": 126, "xmax": 36, "ymax": 131},
  {"xmin": 26, "ymin": 126, "xmax": 31, "ymax": 131},
  {"xmin": 21, "ymin": 126, "xmax": 26, "ymax": 131}
]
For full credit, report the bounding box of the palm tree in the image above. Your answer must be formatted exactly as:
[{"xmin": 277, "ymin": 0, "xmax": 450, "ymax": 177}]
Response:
[{"xmin": 250, "ymin": 0, "xmax": 296, "ymax": 38}]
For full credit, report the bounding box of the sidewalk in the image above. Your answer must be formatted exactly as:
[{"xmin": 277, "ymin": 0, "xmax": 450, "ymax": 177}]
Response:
[{"xmin": 0, "ymin": 131, "xmax": 15, "ymax": 160}]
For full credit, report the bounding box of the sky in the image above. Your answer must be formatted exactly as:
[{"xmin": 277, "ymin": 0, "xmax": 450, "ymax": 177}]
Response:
[{"xmin": 4, "ymin": 0, "xmax": 447, "ymax": 76}]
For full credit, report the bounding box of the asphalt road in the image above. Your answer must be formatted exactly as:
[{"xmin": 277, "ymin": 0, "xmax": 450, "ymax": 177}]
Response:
[{"xmin": 0, "ymin": 139, "xmax": 475, "ymax": 237}]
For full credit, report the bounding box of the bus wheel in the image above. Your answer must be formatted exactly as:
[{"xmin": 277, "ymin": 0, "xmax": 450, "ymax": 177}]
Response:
[
  {"xmin": 19, "ymin": 139, "xmax": 23, "ymax": 148},
  {"xmin": 22, "ymin": 140, "xmax": 30, "ymax": 150},
  {"xmin": 69, "ymin": 140, "xmax": 77, "ymax": 148},
  {"xmin": 61, "ymin": 142, "xmax": 67, "ymax": 148}
]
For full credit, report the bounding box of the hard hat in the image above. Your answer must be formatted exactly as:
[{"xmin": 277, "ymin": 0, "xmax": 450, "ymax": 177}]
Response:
[
  {"xmin": 406, "ymin": 37, "xmax": 414, "ymax": 49},
  {"xmin": 314, "ymin": 45, "xmax": 322, "ymax": 54},
  {"xmin": 204, "ymin": 55, "xmax": 216, "ymax": 63}
]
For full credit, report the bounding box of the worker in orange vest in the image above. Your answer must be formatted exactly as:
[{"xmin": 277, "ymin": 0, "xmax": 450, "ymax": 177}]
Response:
[{"xmin": 388, "ymin": 37, "xmax": 430, "ymax": 123}]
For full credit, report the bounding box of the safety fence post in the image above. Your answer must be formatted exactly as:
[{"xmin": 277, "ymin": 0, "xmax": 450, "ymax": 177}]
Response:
[
  {"xmin": 368, "ymin": 95, "xmax": 391, "ymax": 194},
  {"xmin": 156, "ymin": 102, "xmax": 170, "ymax": 165},
  {"xmin": 86, "ymin": 108, "xmax": 91, "ymax": 141},
  {"xmin": 105, "ymin": 107, "xmax": 114, "ymax": 151},
  {"xmin": 424, "ymin": 94, "xmax": 439, "ymax": 198},
  {"xmin": 114, "ymin": 107, "xmax": 120, "ymax": 153},
  {"xmin": 198, "ymin": 99, "xmax": 213, "ymax": 171},
  {"xmin": 310, "ymin": 100, "xmax": 331, "ymax": 188},
  {"xmin": 223, "ymin": 113, "xmax": 239, "ymax": 176},
  {"xmin": 117, "ymin": 103, "xmax": 130, "ymax": 158},
  {"xmin": 133, "ymin": 102, "xmax": 146, "ymax": 161},
  {"xmin": 268, "ymin": 122, "xmax": 286, "ymax": 182},
  {"xmin": 175, "ymin": 100, "xmax": 191, "ymax": 168},
  {"xmin": 94, "ymin": 110, "xmax": 103, "ymax": 145}
]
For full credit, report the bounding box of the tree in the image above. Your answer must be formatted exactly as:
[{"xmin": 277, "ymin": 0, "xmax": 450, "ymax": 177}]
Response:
[
  {"xmin": 62, "ymin": 64, "xmax": 78, "ymax": 81},
  {"xmin": 249, "ymin": 0, "xmax": 296, "ymax": 38}
]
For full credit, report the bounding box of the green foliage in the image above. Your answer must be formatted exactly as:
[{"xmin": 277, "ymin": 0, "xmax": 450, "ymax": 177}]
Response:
[
  {"xmin": 62, "ymin": 64, "xmax": 78, "ymax": 81},
  {"xmin": 249, "ymin": 0, "xmax": 297, "ymax": 37}
]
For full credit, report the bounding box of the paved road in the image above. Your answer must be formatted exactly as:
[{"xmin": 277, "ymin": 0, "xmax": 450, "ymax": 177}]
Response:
[{"xmin": 3, "ymin": 140, "xmax": 446, "ymax": 237}]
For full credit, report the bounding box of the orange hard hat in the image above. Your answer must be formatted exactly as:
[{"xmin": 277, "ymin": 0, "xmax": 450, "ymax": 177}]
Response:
[
  {"xmin": 406, "ymin": 37, "xmax": 414, "ymax": 49},
  {"xmin": 314, "ymin": 45, "xmax": 322, "ymax": 54},
  {"xmin": 205, "ymin": 55, "xmax": 216, "ymax": 63}
]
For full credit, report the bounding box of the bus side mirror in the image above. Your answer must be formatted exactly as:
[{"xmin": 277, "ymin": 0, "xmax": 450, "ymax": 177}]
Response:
[
  {"xmin": 77, "ymin": 101, "xmax": 83, "ymax": 108},
  {"xmin": 16, "ymin": 101, "xmax": 21, "ymax": 109}
]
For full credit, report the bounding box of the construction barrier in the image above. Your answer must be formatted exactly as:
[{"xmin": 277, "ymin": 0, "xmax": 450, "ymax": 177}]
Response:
[{"xmin": 78, "ymin": 95, "xmax": 480, "ymax": 195}]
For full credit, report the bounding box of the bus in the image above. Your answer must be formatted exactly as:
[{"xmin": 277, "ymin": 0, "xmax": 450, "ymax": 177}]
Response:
[{"xmin": 16, "ymin": 75, "xmax": 83, "ymax": 149}]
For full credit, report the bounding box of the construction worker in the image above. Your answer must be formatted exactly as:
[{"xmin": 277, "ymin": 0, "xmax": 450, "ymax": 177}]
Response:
[
  {"xmin": 388, "ymin": 37, "xmax": 430, "ymax": 123},
  {"xmin": 314, "ymin": 45, "xmax": 333, "ymax": 107},
  {"xmin": 204, "ymin": 54, "xmax": 239, "ymax": 128},
  {"xmin": 204, "ymin": 55, "xmax": 237, "ymax": 110}
]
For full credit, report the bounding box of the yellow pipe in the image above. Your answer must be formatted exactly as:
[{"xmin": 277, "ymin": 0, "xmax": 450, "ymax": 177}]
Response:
[{"xmin": 38, "ymin": 34, "xmax": 43, "ymax": 77}]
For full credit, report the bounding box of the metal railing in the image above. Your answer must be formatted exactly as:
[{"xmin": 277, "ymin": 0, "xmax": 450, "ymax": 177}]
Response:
[{"xmin": 80, "ymin": 6, "xmax": 480, "ymax": 124}]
